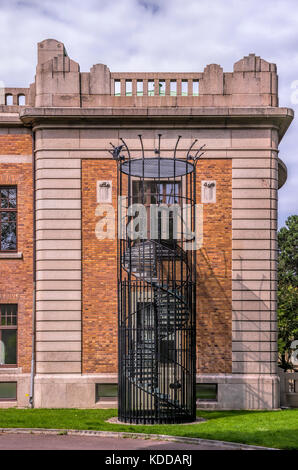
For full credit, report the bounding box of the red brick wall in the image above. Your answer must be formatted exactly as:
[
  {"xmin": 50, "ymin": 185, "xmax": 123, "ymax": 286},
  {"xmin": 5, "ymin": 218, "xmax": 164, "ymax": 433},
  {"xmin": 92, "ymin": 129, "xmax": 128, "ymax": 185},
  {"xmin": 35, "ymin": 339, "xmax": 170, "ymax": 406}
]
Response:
[
  {"xmin": 82, "ymin": 158, "xmax": 232, "ymax": 375},
  {"xmin": 0, "ymin": 134, "xmax": 32, "ymax": 155},
  {"xmin": 82, "ymin": 159, "xmax": 118, "ymax": 373},
  {"xmin": 0, "ymin": 134, "xmax": 33, "ymax": 372},
  {"xmin": 196, "ymin": 159, "xmax": 232, "ymax": 373}
]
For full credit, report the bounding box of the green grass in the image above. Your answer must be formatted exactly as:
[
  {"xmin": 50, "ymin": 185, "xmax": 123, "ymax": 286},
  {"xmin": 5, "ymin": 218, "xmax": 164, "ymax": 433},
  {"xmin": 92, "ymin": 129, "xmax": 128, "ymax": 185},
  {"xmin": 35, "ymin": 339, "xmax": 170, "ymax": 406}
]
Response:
[{"xmin": 0, "ymin": 408, "xmax": 297, "ymax": 449}]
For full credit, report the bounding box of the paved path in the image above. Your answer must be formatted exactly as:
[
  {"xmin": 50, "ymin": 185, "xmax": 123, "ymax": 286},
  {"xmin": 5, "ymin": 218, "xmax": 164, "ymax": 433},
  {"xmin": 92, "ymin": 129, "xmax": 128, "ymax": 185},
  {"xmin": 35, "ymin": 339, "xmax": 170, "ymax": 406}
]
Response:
[{"xmin": 0, "ymin": 432, "xmax": 238, "ymax": 450}]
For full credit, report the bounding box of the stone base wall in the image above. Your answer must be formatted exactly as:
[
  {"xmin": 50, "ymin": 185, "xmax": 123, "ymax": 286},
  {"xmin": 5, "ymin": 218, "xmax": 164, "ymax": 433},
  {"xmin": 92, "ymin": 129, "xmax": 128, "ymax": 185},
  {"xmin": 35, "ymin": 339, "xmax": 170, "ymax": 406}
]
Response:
[{"xmin": 26, "ymin": 373, "xmax": 279, "ymax": 410}]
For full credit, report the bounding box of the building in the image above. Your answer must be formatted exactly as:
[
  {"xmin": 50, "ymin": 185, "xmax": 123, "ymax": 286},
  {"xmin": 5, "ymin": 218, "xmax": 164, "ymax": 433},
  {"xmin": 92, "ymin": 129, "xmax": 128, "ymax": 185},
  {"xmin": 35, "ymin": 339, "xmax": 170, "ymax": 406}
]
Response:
[{"xmin": 0, "ymin": 39, "xmax": 292, "ymax": 412}]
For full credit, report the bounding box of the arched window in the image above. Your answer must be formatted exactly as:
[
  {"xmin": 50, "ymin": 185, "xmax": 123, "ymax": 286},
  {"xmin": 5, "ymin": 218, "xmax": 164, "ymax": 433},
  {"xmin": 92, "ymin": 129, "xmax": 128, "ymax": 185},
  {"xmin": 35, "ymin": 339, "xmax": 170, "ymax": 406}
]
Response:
[
  {"xmin": 5, "ymin": 94, "xmax": 13, "ymax": 105},
  {"xmin": 18, "ymin": 94, "xmax": 25, "ymax": 106}
]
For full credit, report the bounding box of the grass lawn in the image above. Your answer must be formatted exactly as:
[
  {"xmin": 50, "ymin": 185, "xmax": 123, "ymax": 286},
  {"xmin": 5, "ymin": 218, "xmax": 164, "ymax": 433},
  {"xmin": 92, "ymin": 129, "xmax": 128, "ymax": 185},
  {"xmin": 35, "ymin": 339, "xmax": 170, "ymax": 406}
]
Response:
[{"xmin": 0, "ymin": 408, "xmax": 297, "ymax": 450}]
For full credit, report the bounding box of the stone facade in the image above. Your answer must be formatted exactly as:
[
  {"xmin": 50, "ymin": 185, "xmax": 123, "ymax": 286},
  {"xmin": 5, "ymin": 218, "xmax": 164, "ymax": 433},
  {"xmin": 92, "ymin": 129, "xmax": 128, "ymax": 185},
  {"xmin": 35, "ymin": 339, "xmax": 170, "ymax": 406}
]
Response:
[{"xmin": 0, "ymin": 39, "xmax": 292, "ymax": 409}]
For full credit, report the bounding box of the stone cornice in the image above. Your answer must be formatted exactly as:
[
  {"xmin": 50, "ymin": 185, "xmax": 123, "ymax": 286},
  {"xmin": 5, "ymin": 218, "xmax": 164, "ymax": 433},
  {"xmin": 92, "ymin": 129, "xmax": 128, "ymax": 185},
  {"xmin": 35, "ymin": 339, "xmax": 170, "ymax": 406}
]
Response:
[{"xmin": 20, "ymin": 106, "xmax": 294, "ymax": 141}]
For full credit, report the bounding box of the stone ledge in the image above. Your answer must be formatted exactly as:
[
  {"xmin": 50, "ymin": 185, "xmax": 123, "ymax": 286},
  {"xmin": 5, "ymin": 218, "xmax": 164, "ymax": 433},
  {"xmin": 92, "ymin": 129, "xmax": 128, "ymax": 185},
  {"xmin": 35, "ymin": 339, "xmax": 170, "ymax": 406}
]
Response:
[{"xmin": 0, "ymin": 252, "xmax": 23, "ymax": 259}]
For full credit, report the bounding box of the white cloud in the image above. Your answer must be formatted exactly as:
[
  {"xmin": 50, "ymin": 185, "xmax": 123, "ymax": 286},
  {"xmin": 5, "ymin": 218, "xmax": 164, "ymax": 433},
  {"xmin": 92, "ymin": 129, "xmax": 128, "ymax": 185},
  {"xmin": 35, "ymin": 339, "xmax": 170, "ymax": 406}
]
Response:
[{"xmin": 0, "ymin": 0, "xmax": 297, "ymax": 226}]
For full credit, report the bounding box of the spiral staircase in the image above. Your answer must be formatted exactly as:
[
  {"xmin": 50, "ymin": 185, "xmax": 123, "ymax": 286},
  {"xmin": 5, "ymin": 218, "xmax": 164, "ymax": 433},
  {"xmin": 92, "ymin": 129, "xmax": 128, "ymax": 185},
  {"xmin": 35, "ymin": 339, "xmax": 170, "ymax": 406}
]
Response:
[{"xmin": 121, "ymin": 239, "xmax": 193, "ymax": 422}]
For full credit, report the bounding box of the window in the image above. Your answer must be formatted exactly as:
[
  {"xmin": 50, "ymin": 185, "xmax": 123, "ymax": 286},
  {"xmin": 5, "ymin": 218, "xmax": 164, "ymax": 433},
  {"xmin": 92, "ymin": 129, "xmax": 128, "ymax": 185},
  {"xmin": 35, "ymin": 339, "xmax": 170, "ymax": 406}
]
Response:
[
  {"xmin": 125, "ymin": 80, "xmax": 132, "ymax": 96},
  {"xmin": 137, "ymin": 80, "xmax": 143, "ymax": 96},
  {"xmin": 5, "ymin": 94, "xmax": 13, "ymax": 105},
  {"xmin": 0, "ymin": 382, "xmax": 17, "ymax": 400},
  {"xmin": 0, "ymin": 304, "xmax": 17, "ymax": 366},
  {"xmin": 132, "ymin": 180, "xmax": 181, "ymax": 241},
  {"xmin": 196, "ymin": 383, "xmax": 217, "ymax": 401},
  {"xmin": 114, "ymin": 80, "xmax": 121, "ymax": 96},
  {"xmin": 95, "ymin": 383, "xmax": 118, "ymax": 401},
  {"xmin": 159, "ymin": 80, "xmax": 165, "ymax": 96},
  {"xmin": 0, "ymin": 186, "xmax": 17, "ymax": 251},
  {"xmin": 18, "ymin": 94, "xmax": 26, "ymax": 106},
  {"xmin": 170, "ymin": 80, "xmax": 177, "ymax": 96},
  {"xmin": 192, "ymin": 80, "xmax": 199, "ymax": 96},
  {"xmin": 181, "ymin": 80, "xmax": 188, "ymax": 96},
  {"xmin": 148, "ymin": 80, "xmax": 154, "ymax": 96}
]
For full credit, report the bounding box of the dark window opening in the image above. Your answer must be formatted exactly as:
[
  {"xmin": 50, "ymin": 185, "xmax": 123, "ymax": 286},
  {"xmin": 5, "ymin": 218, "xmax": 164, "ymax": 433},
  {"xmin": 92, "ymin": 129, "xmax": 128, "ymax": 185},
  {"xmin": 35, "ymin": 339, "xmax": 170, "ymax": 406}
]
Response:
[
  {"xmin": 132, "ymin": 180, "xmax": 181, "ymax": 241},
  {"xmin": 196, "ymin": 383, "xmax": 217, "ymax": 401},
  {"xmin": 0, "ymin": 382, "xmax": 17, "ymax": 400},
  {"xmin": 0, "ymin": 186, "xmax": 17, "ymax": 251},
  {"xmin": 0, "ymin": 304, "xmax": 17, "ymax": 366},
  {"xmin": 95, "ymin": 383, "xmax": 118, "ymax": 401},
  {"xmin": 136, "ymin": 302, "xmax": 175, "ymax": 364}
]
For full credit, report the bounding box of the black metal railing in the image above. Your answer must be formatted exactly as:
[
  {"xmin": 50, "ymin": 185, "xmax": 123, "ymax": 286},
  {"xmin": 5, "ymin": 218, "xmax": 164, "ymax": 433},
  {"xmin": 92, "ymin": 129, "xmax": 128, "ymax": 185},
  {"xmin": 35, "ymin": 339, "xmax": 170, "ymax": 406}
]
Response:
[{"xmin": 116, "ymin": 135, "xmax": 201, "ymax": 424}]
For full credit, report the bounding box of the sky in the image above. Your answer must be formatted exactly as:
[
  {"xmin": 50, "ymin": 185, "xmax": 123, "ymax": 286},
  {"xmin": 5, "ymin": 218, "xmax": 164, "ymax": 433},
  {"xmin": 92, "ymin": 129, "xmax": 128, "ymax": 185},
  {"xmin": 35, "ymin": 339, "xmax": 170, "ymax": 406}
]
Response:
[{"xmin": 0, "ymin": 0, "xmax": 297, "ymax": 228}]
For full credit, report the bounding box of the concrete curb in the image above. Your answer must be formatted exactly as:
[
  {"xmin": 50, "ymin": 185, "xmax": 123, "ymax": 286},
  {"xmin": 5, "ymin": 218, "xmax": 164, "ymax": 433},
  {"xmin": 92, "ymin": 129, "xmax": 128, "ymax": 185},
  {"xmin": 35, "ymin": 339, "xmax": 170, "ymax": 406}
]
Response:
[{"xmin": 0, "ymin": 427, "xmax": 278, "ymax": 450}]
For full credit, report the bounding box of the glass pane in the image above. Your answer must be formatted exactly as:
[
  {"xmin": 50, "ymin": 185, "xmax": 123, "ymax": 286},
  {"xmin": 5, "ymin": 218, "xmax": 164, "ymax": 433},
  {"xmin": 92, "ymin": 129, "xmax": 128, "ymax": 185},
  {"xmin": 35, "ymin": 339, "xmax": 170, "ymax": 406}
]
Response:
[
  {"xmin": 96, "ymin": 383, "xmax": 118, "ymax": 399},
  {"xmin": 0, "ymin": 305, "xmax": 17, "ymax": 326},
  {"xmin": 1, "ymin": 217, "xmax": 17, "ymax": 250},
  {"xmin": 8, "ymin": 189, "xmax": 16, "ymax": 208},
  {"xmin": 0, "ymin": 189, "xmax": 9, "ymax": 208},
  {"xmin": 0, "ymin": 382, "xmax": 17, "ymax": 400},
  {"xmin": 196, "ymin": 384, "xmax": 217, "ymax": 400},
  {"xmin": 165, "ymin": 183, "xmax": 179, "ymax": 203},
  {"xmin": 0, "ymin": 329, "xmax": 17, "ymax": 365}
]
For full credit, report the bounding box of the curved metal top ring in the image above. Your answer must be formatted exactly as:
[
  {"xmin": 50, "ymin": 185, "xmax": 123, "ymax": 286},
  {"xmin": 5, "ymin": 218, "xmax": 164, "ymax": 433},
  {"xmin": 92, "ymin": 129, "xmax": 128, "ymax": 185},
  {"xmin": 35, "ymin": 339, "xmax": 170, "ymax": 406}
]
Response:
[{"xmin": 120, "ymin": 157, "xmax": 194, "ymax": 178}]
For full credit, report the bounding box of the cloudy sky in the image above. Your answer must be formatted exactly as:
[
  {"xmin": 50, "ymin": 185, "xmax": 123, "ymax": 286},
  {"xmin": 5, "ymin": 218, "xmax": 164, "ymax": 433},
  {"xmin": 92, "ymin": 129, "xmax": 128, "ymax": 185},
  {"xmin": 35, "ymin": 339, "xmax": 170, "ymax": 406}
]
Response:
[{"xmin": 0, "ymin": 0, "xmax": 297, "ymax": 227}]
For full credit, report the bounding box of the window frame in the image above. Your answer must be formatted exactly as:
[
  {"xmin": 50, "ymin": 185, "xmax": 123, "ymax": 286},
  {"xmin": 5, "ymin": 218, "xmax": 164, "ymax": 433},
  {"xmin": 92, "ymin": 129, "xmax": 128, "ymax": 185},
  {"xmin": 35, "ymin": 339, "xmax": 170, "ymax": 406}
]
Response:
[
  {"xmin": 0, "ymin": 185, "xmax": 18, "ymax": 252},
  {"xmin": 0, "ymin": 304, "xmax": 18, "ymax": 368},
  {"xmin": 95, "ymin": 383, "xmax": 118, "ymax": 402},
  {"xmin": 196, "ymin": 383, "xmax": 218, "ymax": 401},
  {"xmin": 0, "ymin": 382, "xmax": 17, "ymax": 401}
]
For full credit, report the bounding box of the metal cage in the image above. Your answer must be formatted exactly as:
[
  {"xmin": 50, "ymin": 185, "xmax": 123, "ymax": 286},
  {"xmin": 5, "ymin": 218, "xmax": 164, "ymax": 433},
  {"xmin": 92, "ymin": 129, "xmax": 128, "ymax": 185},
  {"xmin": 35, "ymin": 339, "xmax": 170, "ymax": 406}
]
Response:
[{"xmin": 115, "ymin": 135, "xmax": 203, "ymax": 424}]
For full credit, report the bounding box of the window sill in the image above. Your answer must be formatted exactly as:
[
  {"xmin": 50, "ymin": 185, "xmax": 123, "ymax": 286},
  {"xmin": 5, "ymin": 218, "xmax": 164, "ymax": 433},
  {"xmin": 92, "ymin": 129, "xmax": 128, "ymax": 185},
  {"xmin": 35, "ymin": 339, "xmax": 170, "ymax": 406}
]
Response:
[
  {"xmin": 0, "ymin": 367, "xmax": 20, "ymax": 374},
  {"xmin": 0, "ymin": 252, "xmax": 23, "ymax": 259}
]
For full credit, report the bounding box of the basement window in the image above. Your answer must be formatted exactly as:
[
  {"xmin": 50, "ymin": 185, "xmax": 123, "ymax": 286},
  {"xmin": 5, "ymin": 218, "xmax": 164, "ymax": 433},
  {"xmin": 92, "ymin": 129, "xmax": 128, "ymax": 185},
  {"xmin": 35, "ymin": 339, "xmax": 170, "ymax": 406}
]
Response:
[
  {"xmin": 196, "ymin": 383, "xmax": 217, "ymax": 401},
  {"xmin": 96, "ymin": 383, "xmax": 118, "ymax": 402},
  {"xmin": 0, "ymin": 382, "xmax": 17, "ymax": 400}
]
